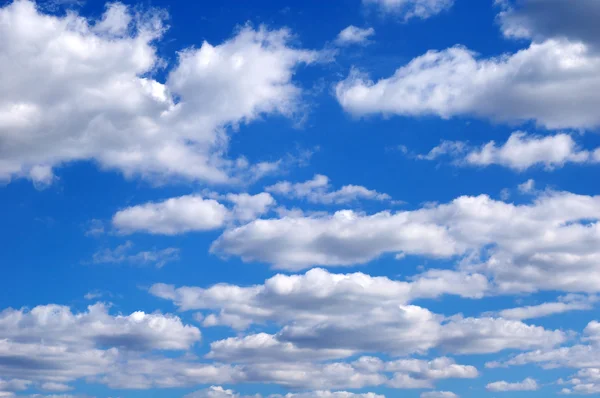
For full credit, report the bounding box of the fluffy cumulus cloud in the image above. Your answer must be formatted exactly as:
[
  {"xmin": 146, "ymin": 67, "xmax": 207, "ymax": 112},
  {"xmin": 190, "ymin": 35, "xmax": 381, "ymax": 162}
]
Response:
[
  {"xmin": 212, "ymin": 190, "xmax": 600, "ymax": 295},
  {"xmin": 486, "ymin": 377, "xmax": 538, "ymax": 392},
  {"xmin": 151, "ymin": 268, "xmax": 564, "ymax": 359},
  {"xmin": 0, "ymin": 302, "xmax": 208, "ymax": 390},
  {"xmin": 335, "ymin": 26, "xmax": 375, "ymax": 46},
  {"xmin": 488, "ymin": 321, "xmax": 600, "ymax": 394},
  {"xmin": 335, "ymin": 0, "xmax": 600, "ymax": 129},
  {"xmin": 363, "ymin": 0, "xmax": 454, "ymax": 20},
  {"xmin": 420, "ymin": 392, "xmax": 458, "ymax": 398},
  {"xmin": 266, "ymin": 174, "xmax": 392, "ymax": 205},
  {"xmin": 419, "ymin": 132, "xmax": 600, "ymax": 171},
  {"xmin": 0, "ymin": 0, "xmax": 317, "ymax": 186},
  {"xmin": 112, "ymin": 192, "xmax": 275, "ymax": 234},
  {"xmin": 497, "ymin": 0, "xmax": 600, "ymax": 47}
]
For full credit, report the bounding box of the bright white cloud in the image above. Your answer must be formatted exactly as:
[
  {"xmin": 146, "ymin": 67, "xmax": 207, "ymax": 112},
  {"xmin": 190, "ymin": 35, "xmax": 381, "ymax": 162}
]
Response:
[
  {"xmin": 335, "ymin": 26, "xmax": 375, "ymax": 46},
  {"xmin": 151, "ymin": 268, "xmax": 563, "ymax": 357},
  {"xmin": 336, "ymin": 38, "xmax": 600, "ymax": 129},
  {"xmin": 498, "ymin": 295, "xmax": 597, "ymax": 321},
  {"xmin": 112, "ymin": 192, "xmax": 275, "ymax": 234},
  {"xmin": 113, "ymin": 195, "xmax": 229, "ymax": 234},
  {"xmin": 419, "ymin": 133, "xmax": 600, "ymax": 171},
  {"xmin": 465, "ymin": 133, "xmax": 594, "ymax": 171},
  {"xmin": 420, "ymin": 392, "xmax": 458, "ymax": 398},
  {"xmin": 266, "ymin": 174, "xmax": 392, "ymax": 205},
  {"xmin": 486, "ymin": 377, "xmax": 539, "ymax": 392},
  {"xmin": 363, "ymin": 0, "xmax": 454, "ymax": 20},
  {"xmin": 0, "ymin": 1, "xmax": 317, "ymax": 186},
  {"xmin": 212, "ymin": 190, "xmax": 600, "ymax": 295},
  {"xmin": 497, "ymin": 0, "xmax": 600, "ymax": 48}
]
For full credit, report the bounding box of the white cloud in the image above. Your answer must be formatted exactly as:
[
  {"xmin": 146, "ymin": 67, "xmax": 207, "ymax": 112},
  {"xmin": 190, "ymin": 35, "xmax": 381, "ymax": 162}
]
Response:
[
  {"xmin": 266, "ymin": 174, "xmax": 392, "ymax": 205},
  {"xmin": 91, "ymin": 241, "xmax": 180, "ymax": 268},
  {"xmin": 497, "ymin": 0, "xmax": 600, "ymax": 48},
  {"xmin": 486, "ymin": 377, "xmax": 539, "ymax": 392},
  {"xmin": 211, "ymin": 209, "xmax": 458, "ymax": 270},
  {"xmin": 335, "ymin": 39, "xmax": 600, "ymax": 129},
  {"xmin": 207, "ymin": 333, "xmax": 354, "ymax": 363},
  {"xmin": 113, "ymin": 195, "xmax": 229, "ymax": 234},
  {"xmin": 518, "ymin": 179, "xmax": 536, "ymax": 194},
  {"xmin": 0, "ymin": 303, "xmax": 213, "ymax": 388},
  {"xmin": 419, "ymin": 133, "xmax": 600, "ymax": 171},
  {"xmin": 212, "ymin": 190, "xmax": 600, "ymax": 294},
  {"xmin": 335, "ymin": 26, "xmax": 375, "ymax": 46},
  {"xmin": 363, "ymin": 0, "xmax": 454, "ymax": 20},
  {"xmin": 420, "ymin": 392, "xmax": 458, "ymax": 398},
  {"xmin": 465, "ymin": 133, "xmax": 594, "ymax": 171},
  {"xmin": 40, "ymin": 382, "xmax": 72, "ymax": 392},
  {"xmin": 151, "ymin": 268, "xmax": 563, "ymax": 357},
  {"xmin": 498, "ymin": 295, "xmax": 597, "ymax": 321},
  {"xmin": 112, "ymin": 192, "xmax": 276, "ymax": 235},
  {"xmin": 0, "ymin": 1, "xmax": 317, "ymax": 186},
  {"xmin": 224, "ymin": 192, "xmax": 276, "ymax": 222},
  {"xmin": 0, "ymin": 303, "xmax": 200, "ymax": 352}
]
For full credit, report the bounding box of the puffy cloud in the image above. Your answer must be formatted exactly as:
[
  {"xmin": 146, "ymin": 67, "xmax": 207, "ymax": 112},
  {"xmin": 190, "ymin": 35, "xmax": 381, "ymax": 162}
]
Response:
[
  {"xmin": 91, "ymin": 241, "xmax": 180, "ymax": 268},
  {"xmin": 497, "ymin": 0, "xmax": 600, "ymax": 48},
  {"xmin": 0, "ymin": 1, "xmax": 317, "ymax": 186},
  {"xmin": 498, "ymin": 295, "xmax": 597, "ymax": 321},
  {"xmin": 113, "ymin": 195, "xmax": 229, "ymax": 234},
  {"xmin": 112, "ymin": 192, "xmax": 275, "ymax": 235},
  {"xmin": 465, "ymin": 133, "xmax": 595, "ymax": 171},
  {"xmin": 420, "ymin": 133, "xmax": 598, "ymax": 171},
  {"xmin": 363, "ymin": 0, "xmax": 454, "ymax": 20},
  {"xmin": 0, "ymin": 303, "xmax": 215, "ymax": 389},
  {"xmin": 420, "ymin": 392, "xmax": 458, "ymax": 398},
  {"xmin": 486, "ymin": 378, "xmax": 538, "ymax": 392},
  {"xmin": 150, "ymin": 267, "xmax": 487, "ymax": 329},
  {"xmin": 40, "ymin": 382, "xmax": 72, "ymax": 392},
  {"xmin": 335, "ymin": 39, "xmax": 600, "ymax": 129},
  {"xmin": 486, "ymin": 321, "xmax": 600, "ymax": 388},
  {"xmin": 211, "ymin": 209, "xmax": 458, "ymax": 270},
  {"xmin": 207, "ymin": 333, "xmax": 354, "ymax": 363},
  {"xmin": 0, "ymin": 303, "xmax": 200, "ymax": 352},
  {"xmin": 561, "ymin": 368, "xmax": 600, "ymax": 395},
  {"xmin": 266, "ymin": 175, "xmax": 392, "ymax": 205},
  {"xmin": 335, "ymin": 26, "xmax": 375, "ymax": 46},
  {"xmin": 213, "ymin": 191, "xmax": 600, "ymax": 295},
  {"xmin": 151, "ymin": 268, "xmax": 563, "ymax": 357},
  {"xmin": 224, "ymin": 193, "xmax": 276, "ymax": 223}
]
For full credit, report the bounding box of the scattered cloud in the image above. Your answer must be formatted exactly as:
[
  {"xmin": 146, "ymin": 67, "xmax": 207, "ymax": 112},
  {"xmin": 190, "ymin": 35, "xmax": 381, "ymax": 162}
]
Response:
[
  {"xmin": 363, "ymin": 0, "xmax": 454, "ymax": 20},
  {"xmin": 335, "ymin": 26, "xmax": 375, "ymax": 46},
  {"xmin": 266, "ymin": 174, "xmax": 392, "ymax": 205},
  {"xmin": 486, "ymin": 377, "xmax": 539, "ymax": 392}
]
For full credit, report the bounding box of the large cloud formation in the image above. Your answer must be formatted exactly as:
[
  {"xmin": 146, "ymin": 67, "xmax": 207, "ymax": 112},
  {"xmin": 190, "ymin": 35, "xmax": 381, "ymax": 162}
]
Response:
[{"xmin": 0, "ymin": 0, "xmax": 317, "ymax": 186}]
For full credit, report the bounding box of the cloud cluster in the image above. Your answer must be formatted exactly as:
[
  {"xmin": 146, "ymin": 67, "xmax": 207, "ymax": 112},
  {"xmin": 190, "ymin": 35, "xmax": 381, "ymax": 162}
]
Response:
[
  {"xmin": 363, "ymin": 0, "xmax": 454, "ymax": 20},
  {"xmin": 337, "ymin": 0, "xmax": 600, "ymax": 130},
  {"xmin": 419, "ymin": 132, "xmax": 600, "ymax": 171},
  {"xmin": 0, "ymin": 0, "xmax": 317, "ymax": 186},
  {"xmin": 212, "ymin": 191, "xmax": 600, "ymax": 294},
  {"xmin": 335, "ymin": 26, "xmax": 375, "ymax": 46},
  {"xmin": 151, "ymin": 268, "xmax": 564, "ymax": 359}
]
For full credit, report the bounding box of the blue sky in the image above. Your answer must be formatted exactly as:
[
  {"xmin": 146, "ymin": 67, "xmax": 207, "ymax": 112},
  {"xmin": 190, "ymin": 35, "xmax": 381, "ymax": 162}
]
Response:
[{"xmin": 2, "ymin": 0, "xmax": 600, "ymax": 397}]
